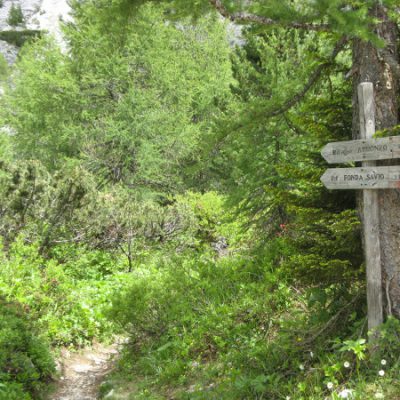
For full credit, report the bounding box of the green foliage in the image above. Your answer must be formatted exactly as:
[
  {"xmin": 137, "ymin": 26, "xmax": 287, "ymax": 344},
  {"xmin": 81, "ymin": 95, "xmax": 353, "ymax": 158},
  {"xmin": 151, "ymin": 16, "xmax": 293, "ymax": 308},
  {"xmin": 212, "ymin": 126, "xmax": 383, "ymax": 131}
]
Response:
[
  {"xmin": 7, "ymin": 4, "xmax": 24, "ymax": 27},
  {"xmin": 173, "ymin": 191, "xmax": 247, "ymax": 250},
  {"xmin": 276, "ymin": 92, "xmax": 363, "ymax": 285},
  {"xmin": 0, "ymin": 239, "xmax": 120, "ymax": 346},
  {"xmin": 73, "ymin": 2, "xmax": 374, "ymax": 399},
  {"xmin": 1, "ymin": 0, "xmax": 395, "ymax": 397},
  {"xmin": 281, "ymin": 209, "xmax": 362, "ymax": 284},
  {"xmin": 0, "ymin": 160, "xmax": 96, "ymax": 252},
  {"xmin": 0, "ymin": 54, "xmax": 8, "ymax": 81},
  {"xmin": 372, "ymin": 317, "xmax": 400, "ymax": 364},
  {"xmin": 2, "ymin": 38, "xmax": 81, "ymax": 168},
  {"xmin": 0, "ymin": 297, "xmax": 54, "ymax": 400},
  {"xmin": 105, "ymin": 246, "xmax": 366, "ymax": 399},
  {"xmin": 109, "ymin": 253, "xmax": 292, "ymax": 398},
  {"xmin": 0, "ymin": 30, "xmax": 41, "ymax": 47},
  {"xmin": 104, "ymin": 247, "xmax": 400, "ymax": 399},
  {"xmin": 4, "ymin": 4, "xmax": 234, "ymax": 195},
  {"xmin": 106, "ymin": 0, "xmax": 398, "ymax": 45},
  {"xmin": 0, "ymin": 134, "xmax": 11, "ymax": 162},
  {"xmin": 340, "ymin": 338, "xmax": 367, "ymax": 361},
  {"xmin": 199, "ymin": 24, "xmax": 361, "ymax": 287}
]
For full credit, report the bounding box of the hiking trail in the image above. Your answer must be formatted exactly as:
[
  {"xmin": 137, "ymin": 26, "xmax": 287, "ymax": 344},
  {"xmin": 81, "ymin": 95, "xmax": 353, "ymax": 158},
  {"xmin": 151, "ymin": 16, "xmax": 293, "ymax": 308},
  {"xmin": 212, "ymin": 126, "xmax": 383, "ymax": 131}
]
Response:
[{"xmin": 50, "ymin": 340, "xmax": 122, "ymax": 400}]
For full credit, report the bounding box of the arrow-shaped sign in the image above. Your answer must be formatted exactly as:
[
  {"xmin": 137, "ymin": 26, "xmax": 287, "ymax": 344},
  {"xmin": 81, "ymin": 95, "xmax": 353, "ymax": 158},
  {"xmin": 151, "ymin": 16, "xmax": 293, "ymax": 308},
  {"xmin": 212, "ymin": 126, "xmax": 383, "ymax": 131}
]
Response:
[
  {"xmin": 321, "ymin": 166, "xmax": 400, "ymax": 190},
  {"xmin": 321, "ymin": 136, "xmax": 400, "ymax": 163}
]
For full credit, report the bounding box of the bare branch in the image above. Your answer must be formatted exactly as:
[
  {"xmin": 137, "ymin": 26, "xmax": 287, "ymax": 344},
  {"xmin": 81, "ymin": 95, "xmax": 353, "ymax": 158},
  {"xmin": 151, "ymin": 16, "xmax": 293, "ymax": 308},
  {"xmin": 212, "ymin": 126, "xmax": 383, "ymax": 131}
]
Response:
[{"xmin": 209, "ymin": 0, "xmax": 330, "ymax": 31}]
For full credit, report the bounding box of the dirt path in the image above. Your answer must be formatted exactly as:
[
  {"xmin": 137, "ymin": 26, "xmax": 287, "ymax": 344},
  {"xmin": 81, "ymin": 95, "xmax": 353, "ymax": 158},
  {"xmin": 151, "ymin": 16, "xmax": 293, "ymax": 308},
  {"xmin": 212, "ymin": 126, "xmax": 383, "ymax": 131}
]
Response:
[{"xmin": 50, "ymin": 341, "xmax": 121, "ymax": 400}]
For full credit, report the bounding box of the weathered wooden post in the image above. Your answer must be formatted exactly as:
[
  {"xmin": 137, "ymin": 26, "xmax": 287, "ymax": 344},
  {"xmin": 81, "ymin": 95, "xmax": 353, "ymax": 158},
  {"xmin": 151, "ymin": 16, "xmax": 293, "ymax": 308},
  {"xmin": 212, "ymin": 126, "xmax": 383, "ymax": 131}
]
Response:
[
  {"xmin": 358, "ymin": 82, "xmax": 383, "ymax": 332},
  {"xmin": 320, "ymin": 82, "xmax": 394, "ymax": 334}
]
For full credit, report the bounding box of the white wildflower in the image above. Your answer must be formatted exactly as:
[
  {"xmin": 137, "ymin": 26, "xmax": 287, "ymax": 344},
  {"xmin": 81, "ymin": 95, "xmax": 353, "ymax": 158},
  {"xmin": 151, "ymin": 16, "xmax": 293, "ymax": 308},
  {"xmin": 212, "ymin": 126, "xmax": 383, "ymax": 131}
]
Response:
[
  {"xmin": 374, "ymin": 393, "xmax": 384, "ymax": 399},
  {"xmin": 327, "ymin": 382, "xmax": 334, "ymax": 390},
  {"xmin": 378, "ymin": 369, "xmax": 385, "ymax": 377},
  {"xmin": 286, "ymin": 397, "xmax": 291, "ymax": 400},
  {"xmin": 381, "ymin": 359, "xmax": 387, "ymax": 366},
  {"xmin": 299, "ymin": 364, "xmax": 304, "ymax": 371},
  {"xmin": 338, "ymin": 388, "xmax": 353, "ymax": 399},
  {"xmin": 344, "ymin": 361, "xmax": 350, "ymax": 368},
  {"xmin": 310, "ymin": 351, "xmax": 314, "ymax": 358}
]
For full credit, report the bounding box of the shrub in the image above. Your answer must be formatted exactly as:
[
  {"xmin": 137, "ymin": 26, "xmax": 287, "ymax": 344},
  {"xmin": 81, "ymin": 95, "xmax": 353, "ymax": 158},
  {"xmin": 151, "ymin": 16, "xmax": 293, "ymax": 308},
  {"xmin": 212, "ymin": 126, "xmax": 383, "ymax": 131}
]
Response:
[
  {"xmin": 0, "ymin": 239, "xmax": 120, "ymax": 346},
  {"xmin": 0, "ymin": 382, "xmax": 31, "ymax": 400},
  {"xmin": 7, "ymin": 4, "xmax": 24, "ymax": 26},
  {"xmin": 0, "ymin": 298, "xmax": 54, "ymax": 399},
  {"xmin": 108, "ymin": 252, "xmax": 296, "ymax": 397}
]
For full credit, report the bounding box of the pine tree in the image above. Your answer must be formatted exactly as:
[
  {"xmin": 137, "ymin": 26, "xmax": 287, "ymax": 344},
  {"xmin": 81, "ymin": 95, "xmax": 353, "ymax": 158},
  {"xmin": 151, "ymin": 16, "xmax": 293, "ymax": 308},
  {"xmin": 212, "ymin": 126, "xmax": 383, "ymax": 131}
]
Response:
[
  {"xmin": 3, "ymin": 4, "xmax": 234, "ymax": 197},
  {"xmin": 215, "ymin": 0, "xmax": 400, "ymax": 321},
  {"xmin": 7, "ymin": 4, "xmax": 24, "ymax": 26},
  {"xmin": 142, "ymin": 0, "xmax": 400, "ymax": 320}
]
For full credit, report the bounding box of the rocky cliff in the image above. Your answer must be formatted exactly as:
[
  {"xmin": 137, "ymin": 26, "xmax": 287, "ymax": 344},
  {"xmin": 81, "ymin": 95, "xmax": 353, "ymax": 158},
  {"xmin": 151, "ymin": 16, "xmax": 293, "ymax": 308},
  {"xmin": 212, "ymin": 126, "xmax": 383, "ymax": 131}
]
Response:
[{"xmin": 0, "ymin": 0, "xmax": 70, "ymax": 63}]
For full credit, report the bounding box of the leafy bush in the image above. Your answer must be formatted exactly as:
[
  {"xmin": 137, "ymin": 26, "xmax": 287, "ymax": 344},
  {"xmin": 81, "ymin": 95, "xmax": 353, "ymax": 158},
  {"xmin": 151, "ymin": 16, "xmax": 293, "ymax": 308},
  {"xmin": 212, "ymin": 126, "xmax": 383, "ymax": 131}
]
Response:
[
  {"xmin": 107, "ymin": 247, "xmax": 400, "ymax": 400},
  {"xmin": 108, "ymin": 251, "xmax": 300, "ymax": 398},
  {"xmin": 0, "ymin": 239, "xmax": 120, "ymax": 346},
  {"xmin": 0, "ymin": 298, "xmax": 54, "ymax": 399}
]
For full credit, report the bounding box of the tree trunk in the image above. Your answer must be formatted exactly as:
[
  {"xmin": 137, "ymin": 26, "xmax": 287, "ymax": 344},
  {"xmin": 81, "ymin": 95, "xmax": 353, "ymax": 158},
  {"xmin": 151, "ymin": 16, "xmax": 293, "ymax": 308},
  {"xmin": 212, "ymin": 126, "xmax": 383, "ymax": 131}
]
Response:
[{"xmin": 352, "ymin": 5, "xmax": 400, "ymax": 318}]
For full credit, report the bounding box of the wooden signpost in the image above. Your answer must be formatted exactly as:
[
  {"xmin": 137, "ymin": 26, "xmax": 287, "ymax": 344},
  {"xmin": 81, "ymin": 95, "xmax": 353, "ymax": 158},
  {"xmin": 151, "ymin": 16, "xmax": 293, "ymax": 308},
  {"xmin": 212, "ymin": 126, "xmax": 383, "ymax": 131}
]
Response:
[
  {"xmin": 321, "ymin": 136, "xmax": 400, "ymax": 164},
  {"xmin": 321, "ymin": 166, "xmax": 400, "ymax": 190},
  {"xmin": 320, "ymin": 82, "xmax": 394, "ymax": 332}
]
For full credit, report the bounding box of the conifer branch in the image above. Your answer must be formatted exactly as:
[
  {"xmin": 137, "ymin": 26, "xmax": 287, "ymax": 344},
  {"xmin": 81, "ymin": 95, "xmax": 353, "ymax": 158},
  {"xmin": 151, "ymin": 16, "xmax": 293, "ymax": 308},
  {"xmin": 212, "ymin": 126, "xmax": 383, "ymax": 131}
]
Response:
[
  {"xmin": 265, "ymin": 35, "xmax": 348, "ymax": 118},
  {"xmin": 209, "ymin": 0, "xmax": 330, "ymax": 31}
]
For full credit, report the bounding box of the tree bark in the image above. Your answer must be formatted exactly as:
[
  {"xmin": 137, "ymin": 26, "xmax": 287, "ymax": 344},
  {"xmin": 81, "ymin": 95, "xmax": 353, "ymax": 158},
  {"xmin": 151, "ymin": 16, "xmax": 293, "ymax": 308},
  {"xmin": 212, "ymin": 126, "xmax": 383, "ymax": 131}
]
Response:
[{"xmin": 352, "ymin": 5, "xmax": 400, "ymax": 318}]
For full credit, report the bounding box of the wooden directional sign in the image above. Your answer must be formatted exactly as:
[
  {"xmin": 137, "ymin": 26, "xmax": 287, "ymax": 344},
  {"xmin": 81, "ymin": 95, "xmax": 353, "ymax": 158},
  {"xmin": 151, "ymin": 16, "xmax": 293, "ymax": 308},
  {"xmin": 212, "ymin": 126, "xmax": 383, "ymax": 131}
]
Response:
[
  {"xmin": 321, "ymin": 82, "xmax": 386, "ymax": 334},
  {"xmin": 321, "ymin": 136, "xmax": 400, "ymax": 163},
  {"xmin": 321, "ymin": 166, "xmax": 400, "ymax": 190}
]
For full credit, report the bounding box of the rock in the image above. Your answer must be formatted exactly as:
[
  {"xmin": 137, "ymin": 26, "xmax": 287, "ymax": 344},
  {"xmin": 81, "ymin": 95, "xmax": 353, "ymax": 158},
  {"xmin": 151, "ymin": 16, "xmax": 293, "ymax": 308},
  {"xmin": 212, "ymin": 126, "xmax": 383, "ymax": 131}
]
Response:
[
  {"xmin": 54, "ymin": 359, "xmax": 63, "ymax": 374},
  {"xmin": 72, "ymin": 363, "xmax": 92, "ymax": 373},
  {"xmin": 0, "ymin": 0, "xmax": 71, "ymax": 65},
  {"xmin": 0, "ymin": 39, "xmax": 18, "ymax": 64},
  {"xmin": 26, "ymin": 0, "xmax": 72, "ymax": 47},
  {"xmin": 212, "ymin": 236, "xmax": 229, "ymax": 257}
]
